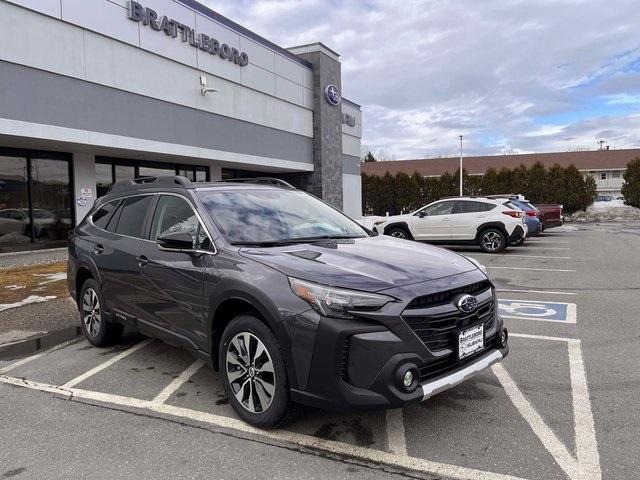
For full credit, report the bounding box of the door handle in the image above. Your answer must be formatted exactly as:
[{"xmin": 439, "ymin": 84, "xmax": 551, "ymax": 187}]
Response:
[
  {"xmin": 93, "ymin": 244, "xmax": 104, "ymax": 255},
  {"xmin": 136, "ymin": 255, "xmax": 149, "ymax": 266}
]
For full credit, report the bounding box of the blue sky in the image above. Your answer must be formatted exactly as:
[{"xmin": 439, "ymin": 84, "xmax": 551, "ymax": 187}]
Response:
[{"xmin": 204, "ymin": 0, "xmax": 640, "ymax": 159}]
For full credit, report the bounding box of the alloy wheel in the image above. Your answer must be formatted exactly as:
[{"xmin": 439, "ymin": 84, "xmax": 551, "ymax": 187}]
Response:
[
  {"xmin": 481, "ymin": 231, "xmax": 503, "ymax": 252},
  {"xmin": 226, "ymin": 332, "xmax": 276, "ymax": 414},
  {"xmin": 390, "ymin": 230, "xmax": 407, "ymax": 239},
  {"xmin": 82, "ymin": 288, "xmax": 102, "ymax": 337}
]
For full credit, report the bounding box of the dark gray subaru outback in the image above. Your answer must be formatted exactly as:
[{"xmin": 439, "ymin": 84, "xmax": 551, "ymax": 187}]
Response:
[{"xmin": 67, "ymin": 176, "xmax": 508, "ymax": 427}]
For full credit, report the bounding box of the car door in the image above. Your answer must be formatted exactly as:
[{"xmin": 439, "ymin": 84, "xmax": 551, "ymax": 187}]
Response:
[
  {"xmin": 411, "ymin": 200, "xmax": 456, "ymax": 240},
  {"xmin": 90, "ymin": 194, "xmax": 155, "ymax": 319},
  {"xmin": 133, "ymin": 194, "xmax": 212, "ymax": 348},
  {"xmin": 449, "ymin": 200, "xmax": 495, "ymax": 239}
]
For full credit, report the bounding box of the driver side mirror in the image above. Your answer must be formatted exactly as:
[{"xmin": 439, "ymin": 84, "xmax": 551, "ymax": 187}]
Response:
[{"xmin": 157, "ymin": 231, "xmax": 195, "ymax": 252}]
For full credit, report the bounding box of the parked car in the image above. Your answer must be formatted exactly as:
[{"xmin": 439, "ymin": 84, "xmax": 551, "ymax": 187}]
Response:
[
  {"xmin": 373, "ymin": 197, "xmax": 528, "ymax": 253},
  {"xmin": 596, "ymin": 195, "xmax": 614, "ymax": 202},
  {"xmin": 534, "ymin": 204, "xmax": 564, "ymax": 230},
  {"xmin": 486, "ymin": 195, "xmax": 542, "ymax": 238},
  {"xmin": 67, "ymin": 176, "xmax": 509, "ymax": 428}
]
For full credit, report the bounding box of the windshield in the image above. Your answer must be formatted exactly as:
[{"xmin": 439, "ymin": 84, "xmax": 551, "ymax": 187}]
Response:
[{"xmin": 198, "ymin": 188, "xmax": 368, "ymax": 245}]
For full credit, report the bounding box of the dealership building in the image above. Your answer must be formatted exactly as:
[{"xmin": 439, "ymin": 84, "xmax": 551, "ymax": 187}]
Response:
[{"xmin": 0, "ymin": 0, "xmax": 363, "ymax": 252}]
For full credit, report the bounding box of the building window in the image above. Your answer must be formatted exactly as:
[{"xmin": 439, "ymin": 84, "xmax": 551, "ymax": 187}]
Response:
[
  {"xmin": 0, "ymin": 148, "xmax": 73, "ymax": 252},
  {"xmin": 612, "ymin": 171, "xmax": 621, "ymax": 178},
  {"xmin": 600, "ymin": 172, "xmax": 607, "ymax": 180},
  {"xmin": 95, "ymin": 158, "xmax": 210, "ymax": 197}
]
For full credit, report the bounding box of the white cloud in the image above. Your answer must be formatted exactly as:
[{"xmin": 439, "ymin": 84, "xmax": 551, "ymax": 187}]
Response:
[{"xmin": 202, "ymin": 0, "xmax": 640, "ymax": 157}]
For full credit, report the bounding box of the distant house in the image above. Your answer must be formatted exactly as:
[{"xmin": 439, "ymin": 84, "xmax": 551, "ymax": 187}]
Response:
[{"xmin": 361, "ymin": 148, "xmax": 640, "ymax": 198}]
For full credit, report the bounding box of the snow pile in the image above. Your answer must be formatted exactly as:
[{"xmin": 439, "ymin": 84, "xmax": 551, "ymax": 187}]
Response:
[
  {"xmin": 358, "ymin": 216, "xmax": 385, "ymax": 230},
  {"xmin": 570, "ymin": 200, "xmax": 640, "ymax": 223}
]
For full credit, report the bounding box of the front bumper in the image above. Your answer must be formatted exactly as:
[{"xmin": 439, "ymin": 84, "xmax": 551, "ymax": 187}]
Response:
[
  {"xmin": 509, "ymin": 225, "xmax": 526, "ymax": 243},
  {"xmin": 289, "ymin": 272, "xmax": 509, "ymax": 412}
]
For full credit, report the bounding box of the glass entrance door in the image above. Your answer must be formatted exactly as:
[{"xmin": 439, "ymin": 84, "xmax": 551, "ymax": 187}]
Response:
[
  {"xmin": 0, "ymin": 156, "xmax": 30, "ymax": 247},
  {"xmin": 0, "ymin": 149, "xmax": 73, "ymax": 252}
]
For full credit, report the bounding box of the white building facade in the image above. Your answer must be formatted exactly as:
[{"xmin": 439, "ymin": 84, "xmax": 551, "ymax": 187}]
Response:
[{"xmin": 0, "ymin": 0, "xmax": 362, "ymax": 252}]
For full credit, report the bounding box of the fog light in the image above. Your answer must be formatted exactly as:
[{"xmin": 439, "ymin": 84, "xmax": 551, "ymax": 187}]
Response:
[
  {"xmin": 500, "ymin": 329, "xmax": 508, "ymax": 348},
  {"xmin": 403, "ymin": 370, "xmax": 414, "ymax": 388}
]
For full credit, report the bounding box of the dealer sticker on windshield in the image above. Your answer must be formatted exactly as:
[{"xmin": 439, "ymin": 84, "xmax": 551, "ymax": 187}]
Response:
[{"xmin": 458, "ymin": 324, "xmax": 484, "ymax": 359}]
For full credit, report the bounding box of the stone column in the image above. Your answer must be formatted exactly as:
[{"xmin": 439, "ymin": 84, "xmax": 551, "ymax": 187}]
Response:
[{"xmin": 288, "ymin": 43, "xmax": 344, "ymax": 210}]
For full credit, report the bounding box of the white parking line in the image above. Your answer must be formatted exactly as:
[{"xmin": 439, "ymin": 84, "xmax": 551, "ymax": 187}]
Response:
[
  {"xmin": 0, "ymin": 374, "xmax": 529, "ymax": 480},
  {"xmin": 487, "ymin": 266, "xmax": 576, "ymax": 272},
  {"xmin": 385, "ymin": 409, "xmax": 408, "ymax": 456},
  {"xmin": 523, "ymin": 247, "xmax": 571, "ymax": 250},
  {"xmin": 61, "ymin": 338, "xmax": 153, "ymax": 388},
  {"xmin": 495, "ymin": 334, "xmax": 601, "ymax": 480},
  {"xmin": 0, "ymin": 337, "xmax": 82, "ymax": 374},
  {"xmin": 151, "ymin": 358, "xmax": 204, "ymax": 406},
  {"xmin": 496, "ymin": 289, "xmax": 575, "ymax": 296}
]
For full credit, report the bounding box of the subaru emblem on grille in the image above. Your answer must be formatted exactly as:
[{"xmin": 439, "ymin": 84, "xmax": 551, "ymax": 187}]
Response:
[{"xmin": 456, "ymin": 294, "xmax": 478, "ymax": 313}]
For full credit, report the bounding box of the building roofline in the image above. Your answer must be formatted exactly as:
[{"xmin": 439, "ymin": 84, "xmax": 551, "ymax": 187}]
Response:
[
  {"xmin": 175, "ymin": 0, "xmax": 313, "ymax": 69},
  {"xmin": 342, "ymin": 97, "xmax": 361, "ymax": 109}
]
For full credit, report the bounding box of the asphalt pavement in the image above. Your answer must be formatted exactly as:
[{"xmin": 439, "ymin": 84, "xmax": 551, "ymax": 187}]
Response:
[{"xmin": 1, "ymin": 223, "xmax": 638, "ymax": 480}]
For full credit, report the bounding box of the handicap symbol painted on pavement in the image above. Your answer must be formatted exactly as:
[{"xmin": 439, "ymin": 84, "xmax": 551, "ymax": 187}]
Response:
[{"xmin": 498, "ymin": 299, "xmax": 577, "ymax": 323}]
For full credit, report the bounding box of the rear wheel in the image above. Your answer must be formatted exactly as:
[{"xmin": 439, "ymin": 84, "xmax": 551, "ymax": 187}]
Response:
[
  {"xmin": 219, "ymin": 314, "xmax": 294, "ymax": 428},
  {"xmin": 386, "ymin": 226, "xmax": 412, "ymax": 240},
  {"xmin": 478, "ymin": 228, "xmax": 507, "ymax": 253},
  {"xmin": 79, "ymin": 279, "xmax": 124, "ymax": 347}
]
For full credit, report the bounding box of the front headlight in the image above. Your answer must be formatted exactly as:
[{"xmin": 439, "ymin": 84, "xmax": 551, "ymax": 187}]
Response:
[
  {"xmin": 288, "ymin": 277, "xmax": 395, "ymax": 319},
  {"xmin": 465, "ymin": 256, "xmax": 487, "ymax": 275}
]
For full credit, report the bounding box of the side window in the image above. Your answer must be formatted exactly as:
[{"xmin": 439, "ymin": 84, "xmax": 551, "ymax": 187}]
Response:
[
  {"xmin": 151, "ymin": 195, "xmax": 210, "ymax": 250},
  {"xmin": 423, "ymin": 201, "xmax": 455, "ymax": 216},
  {"xmin": 92, "ymin": 200, "xmax": 120, "ymax": 230},
  {"xmin": 114, "ymin": 195, "xmax": 153, "ymax": 238}
]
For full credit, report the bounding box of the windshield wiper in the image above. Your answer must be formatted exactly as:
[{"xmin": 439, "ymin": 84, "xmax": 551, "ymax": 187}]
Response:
[{"xmin": 232, "ymin": 235, "xmax": 365, "ymax": 248}]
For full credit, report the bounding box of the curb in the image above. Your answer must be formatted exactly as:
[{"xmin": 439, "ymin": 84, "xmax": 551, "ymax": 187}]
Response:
[{"xmin": 0, "ymin": 326, "xmax": 82, "ymax": 360}]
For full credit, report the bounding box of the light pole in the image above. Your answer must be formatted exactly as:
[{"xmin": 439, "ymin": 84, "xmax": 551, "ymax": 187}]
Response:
[{"xmin": 458, "ymin": 135, "xmax": 463, "ymax": 196}]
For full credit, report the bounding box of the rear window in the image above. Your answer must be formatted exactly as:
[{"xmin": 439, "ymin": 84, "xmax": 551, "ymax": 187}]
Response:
[
  {"xmin": 114, "ymin": 195, "xmax": 153, "ymax": 238},
  {"xmin": 92, "ymin": 200, "xmax": 120, "ymax": 230},
  {"xmin": 456, "ymin": 201, "xmax": 495, "ymax": 213}
]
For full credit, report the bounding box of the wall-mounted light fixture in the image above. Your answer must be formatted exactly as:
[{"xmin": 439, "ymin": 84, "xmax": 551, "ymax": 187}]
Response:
[{"xmin": 200, "ymin": 75, "xmax": 218, "ymax": 96}]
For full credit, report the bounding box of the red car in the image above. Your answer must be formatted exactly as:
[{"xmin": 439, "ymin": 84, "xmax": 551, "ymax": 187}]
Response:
[{"xmin": 534, "ymin": 204, "xmax": 563, "ymax": 230}]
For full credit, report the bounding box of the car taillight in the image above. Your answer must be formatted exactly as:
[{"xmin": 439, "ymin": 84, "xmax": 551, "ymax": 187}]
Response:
[
  {"xmin": 502, "ymin": 210, "xmax": 523, "ymax": 218},
  {"xmin": 526, "ymin": 211, "xmax": 537, "ymax": 217}
]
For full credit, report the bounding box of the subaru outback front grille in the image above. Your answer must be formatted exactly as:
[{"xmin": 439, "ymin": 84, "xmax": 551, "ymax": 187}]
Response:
[
  {"xmin": 405, "ymin": 280, "xmax": 492, "ymax": 310},
  {"xmin": 403, "ymin": 299, "xmax": 495, "ymax": 352}
]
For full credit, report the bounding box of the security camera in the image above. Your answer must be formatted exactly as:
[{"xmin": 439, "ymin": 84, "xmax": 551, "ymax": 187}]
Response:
[{"xmin": 200, "ymin": 75, "xmax": 219, "ymax": 95}]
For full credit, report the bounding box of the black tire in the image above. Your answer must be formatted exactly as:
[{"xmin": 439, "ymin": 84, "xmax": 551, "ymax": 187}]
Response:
[
  {"xmin": 386, "ymin": 226, "xmax": 412, "ymax": 240},
  {"xmin": 478, "ymin": 228, "xmax": 507, "ymax": 253},
  {"xmin": 510, "ymin": 235, "xmax": 525, "ymax": 246},
  {"xmin": 219, "ymin": 314, "xmax": 295, "ymax": 428},
  {"xmin": 79, "ymin": 279, "xmax": 124, "ymax": 347}
]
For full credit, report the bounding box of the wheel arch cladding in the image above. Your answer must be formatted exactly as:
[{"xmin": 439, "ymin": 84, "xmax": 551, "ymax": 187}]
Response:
[
  {"xmin": 209, "ymin": 294, "xmax": 292, "ymax": 375},
  {"xmin": 476, "ymin": 221, "xmax": 508, "ymax": 240},
  {"xmin": 383, "ymin": 222, "xmax": 411, "ymax": 235},
  {"xmin": 75, "ymin": 266, "xmax": 94, "ymax": 305}
]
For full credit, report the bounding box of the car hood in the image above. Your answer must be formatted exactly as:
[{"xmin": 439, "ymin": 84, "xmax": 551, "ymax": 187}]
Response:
[{"xmin": 239, "ymin": 235, "xmax": 478, "ymax": 292}]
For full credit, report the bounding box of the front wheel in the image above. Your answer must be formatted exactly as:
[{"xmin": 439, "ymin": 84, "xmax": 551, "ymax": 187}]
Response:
[
  {"xmin": 478, "ymin": 228, "xmax": 507, "ymax": 253},
  {"xmin": 219, "ymin": 315, "xmax": 294, "ymax": 428},
  {"xmin": 386, "ymin": 226, "xmax": 412, "ymax": 240}
]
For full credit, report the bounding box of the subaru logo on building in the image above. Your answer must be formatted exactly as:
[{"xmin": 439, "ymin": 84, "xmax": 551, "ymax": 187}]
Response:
[
  {"xmin": 456, "ymin": 294, "xmax": 478, "ymax": 313},
  {"xmin": 324, "ymin": 85, "xmax": 341, "ymax": 106}
]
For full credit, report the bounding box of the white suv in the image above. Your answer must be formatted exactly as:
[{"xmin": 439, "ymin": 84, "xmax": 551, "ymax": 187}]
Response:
[{"xmin": 373, "ymin": 197, "xmax": 528, "ymax": 253}]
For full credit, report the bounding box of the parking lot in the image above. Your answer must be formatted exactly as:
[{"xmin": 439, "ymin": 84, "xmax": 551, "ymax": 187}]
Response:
[{"xmin": 1, "ymin": 223, "xmax": 639, "ymax": 480}]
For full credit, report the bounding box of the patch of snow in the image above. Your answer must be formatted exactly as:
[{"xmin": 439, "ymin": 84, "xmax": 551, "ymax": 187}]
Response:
[
  {"xmin": 33, "ymin": 272, "xmax": 67, "ymax": 285},
  {"xmin": 358, "ymin": 216, "xmax": 385, "ymax": 230},
  {"xmin": 0, "ymin": 295, "xmax": 56, "ymax": 312},
  {"xmin": 4, "ymin": 284, "xmax": 25, "ymax": 291}
]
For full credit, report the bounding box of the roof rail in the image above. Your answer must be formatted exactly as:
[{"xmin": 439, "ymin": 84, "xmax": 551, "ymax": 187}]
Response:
[
  {"xmin": 108, "ymin": 175, "xmax": 192, "ymax": 194},
  {"xmin": 220, "ymin": 177, "xmax": 296, "ymax": 189}
]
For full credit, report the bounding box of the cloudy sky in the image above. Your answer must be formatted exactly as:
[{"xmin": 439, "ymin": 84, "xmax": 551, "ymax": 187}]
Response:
[{"xmin": 205, "ymin": 0, "xmax": 640, "ymax": 159}]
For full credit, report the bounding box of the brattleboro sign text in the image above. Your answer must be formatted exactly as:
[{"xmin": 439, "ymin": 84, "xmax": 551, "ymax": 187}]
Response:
[{"xmin": 128, "ymin": 1, "xmax": 249, "ymax": 67}]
